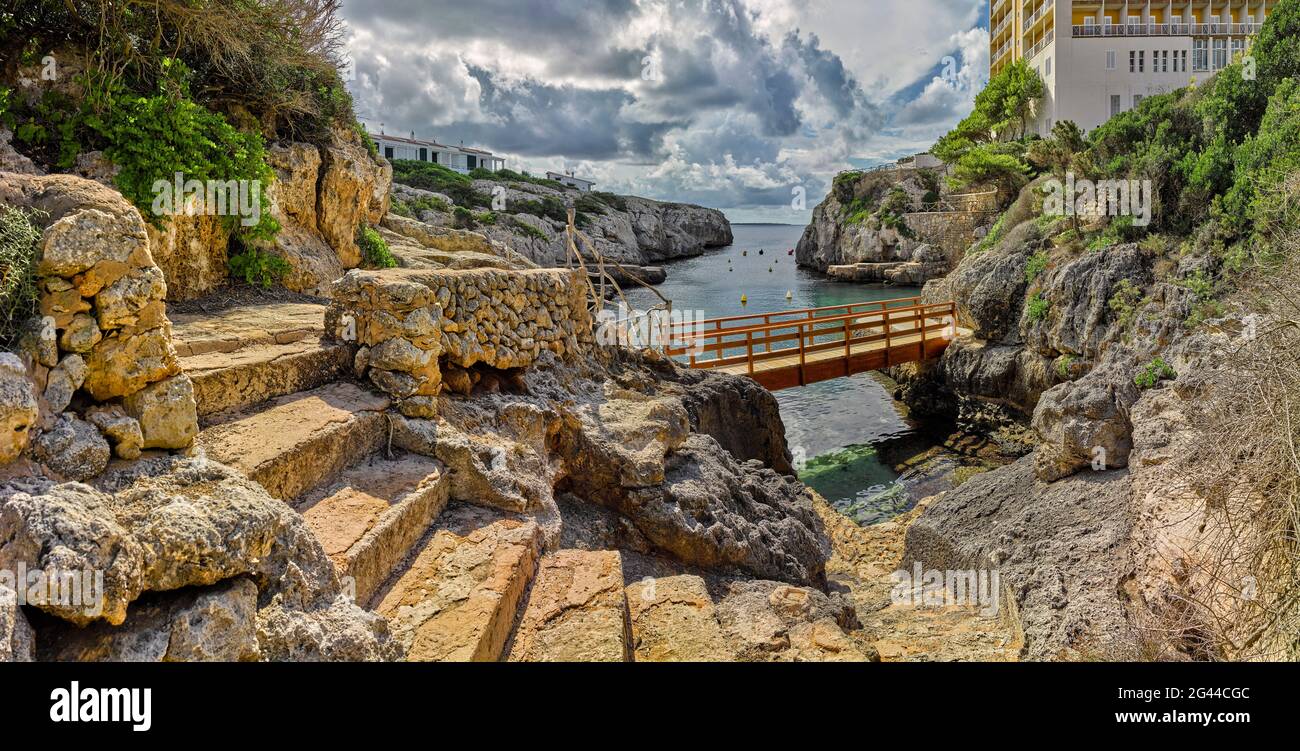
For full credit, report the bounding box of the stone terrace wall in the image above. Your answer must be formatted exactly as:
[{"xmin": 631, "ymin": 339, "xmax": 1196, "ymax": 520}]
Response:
[{"xmin": 326, "ymin": 267, "xmax": 591, "ymax": 418}]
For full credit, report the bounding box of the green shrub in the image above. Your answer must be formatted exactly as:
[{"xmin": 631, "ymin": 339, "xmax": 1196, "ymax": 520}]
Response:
[
  {"xmin": 356, "ymin": 225, "xmax": 397, "ymax": 269},
  {"xmin": 452, "ymin": 206, "xmax": 475, "ymax": 228},
  {"xmin": 228, "ymin": 248, "xmax": 290, "ymax": 288},
  {"xmin": 1107, "ymin": 279, "xmax": 1145, "ymax": 332},
  {"xmin": 509, "ymin": 217, "xmax": 549, "ymax": 241},
  {"xmin": 1025, "ymin": 251, "xmax": 1049, "ymax": 282},
  {"xmin": 391, "ymin": 160, "xmax": 492, "ymax": 208},
  {"xmin": 1026, "ymin": 293, "xmax": 1050, "ymax": 322},
  {"xmin": 1055, "ymin": 354, "xmax": 1077, "ymax": 380},
  {"xmin": 0, "ymin": 205, "xmax": 42, "ymax": 346},
  {"xmin": 87, "ymin": 60, "xmax": 278, "ymax": 241},
  {"xmin": 1134, "ymin": 357, "xmax": 1177, "ymax": 389}
]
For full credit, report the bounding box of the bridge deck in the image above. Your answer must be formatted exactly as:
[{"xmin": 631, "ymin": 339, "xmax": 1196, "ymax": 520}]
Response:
[{"xmin": 663, "ymin": 297, "xmax": 959, "ymax": 391}]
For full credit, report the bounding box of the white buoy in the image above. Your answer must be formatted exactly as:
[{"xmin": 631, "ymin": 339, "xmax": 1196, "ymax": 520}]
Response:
[{"xmin": 785, "ymin": 290, "xmax": 793, "ymax": 300}]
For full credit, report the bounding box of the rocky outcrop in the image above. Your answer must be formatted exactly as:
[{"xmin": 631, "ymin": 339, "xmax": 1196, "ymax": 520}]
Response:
[
  {"xmin": 796, "ymin": 165, "xmax": 992, "ymax": 276},
  {"xmin": 0, "ymin": 457, "xmax": 398, "ymax": 660},
  {"xmin": 902, "ymin": 457, "xmax": 1135, "ymax": 660},
  {"xmin": 388, "ymin": 180, "xmax": 732, "ymax": 270},
  {"xmin": 318, "ymin": 127, "xmax": 392, "ymax": 269}
]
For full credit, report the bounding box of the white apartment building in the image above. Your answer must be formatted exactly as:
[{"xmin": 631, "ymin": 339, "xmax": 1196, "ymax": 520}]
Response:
[
  {"xmin": 368, "ymin": 131, "xmax": 506, "ymax": 173},
  {"xmin": 546, "ymin": 171, "xmax": 596, "ymax": 192},
  {"xmin": 990, "ymin": 0, "xmax": 1277, "ymax": 134}
]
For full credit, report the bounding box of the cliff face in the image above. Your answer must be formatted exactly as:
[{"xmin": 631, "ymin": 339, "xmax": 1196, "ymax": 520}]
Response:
[
  {"xmin": 795, "ymin": 166, "xmax": 995, "ymax": 284},
  {"xmin": 391, "ymin": 180, "xmax": 732, "ymax": 271},
  {"xmin": 889, "ymin": 177, "xmax": 1281, "ymax": 659}
]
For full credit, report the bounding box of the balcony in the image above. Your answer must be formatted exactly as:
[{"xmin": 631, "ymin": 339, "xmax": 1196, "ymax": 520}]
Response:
[
  {"xmin": 993, "ymin": 39, "xmax": 1013, "ymax": 61},
  {"xmin": 1024, "ymin": 2, "xmax": 1052, "ymax": 29},
  {"xmin": 1024, "ymin": 28, "xmax": 1054, "ymax": 60},
  {"xmin": 1071, "ymin": 22, "xmax": 1263, "ymax": 38}
]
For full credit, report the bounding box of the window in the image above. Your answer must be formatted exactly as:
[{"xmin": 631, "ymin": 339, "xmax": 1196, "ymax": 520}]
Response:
[
  {"xmin": 1162, "ymin": 50, "xmax": 1169, "ymax": 72},
  {"xmin": 1134, "ymin": 94, "xmax": 1144, "ymax": 108},
  {"xmin": 1181, "ymin": 50, "xmax": 1188, "ymax": 72},
  {"xmin": 467, "ymin": 155, "xmax": 478, "ymax": 170},
  {"xmin": 1213, "ymin": 38, "xmax": 1227, "ymax": 69},
  {"xmin": 1111, "ymin": 94, "xmax": 1122, "ymax": 116},
  {"xmin": 419, "ymin": 147, "xmax": 428, "ymax": 162},
  {"xmin": 384, "ymin": 146, "xmax": 394, "ymax": 160},
  {"xmin": 1231, "ymin": 38, "xmax": 1246, "ymax": 64},
  {"xmin": 1130, "ymin": 50, "xmax": 1137, "ymax": 72},
  {"xmin": 1194, "ymin": 39, "xmax": 1208, "ymax": 71},
  {"xmin": 1139, "ymin": 50, "xmax": 1145, "ymax": 72},
  {"xmin": 1106, "ymin": 50, "xmax": 1116, "ymax": 69},
  {"xmin": 1045, "ymin": 57, "xmax": 1052, "ymax": 76}
]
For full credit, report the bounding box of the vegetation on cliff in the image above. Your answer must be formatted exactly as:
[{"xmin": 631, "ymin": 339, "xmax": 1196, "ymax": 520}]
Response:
[{"xmin": 0, "ymin": 0, "xmax": 361, "ymax": 244}]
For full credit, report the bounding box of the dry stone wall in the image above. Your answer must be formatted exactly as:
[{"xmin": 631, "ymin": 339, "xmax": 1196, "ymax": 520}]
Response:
[
  {"xmin": 0, "ymin": 173, "xmax": 198, "ymax": 479},
  {"xmin": 326, "ymin": 267, "xmax": 591, "ymax": 418}
]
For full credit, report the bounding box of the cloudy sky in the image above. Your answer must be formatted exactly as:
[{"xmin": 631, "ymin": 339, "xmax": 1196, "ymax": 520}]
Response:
[{"xmin": 342, "ymin": 0, "xmax": 990, "ymax": 223}]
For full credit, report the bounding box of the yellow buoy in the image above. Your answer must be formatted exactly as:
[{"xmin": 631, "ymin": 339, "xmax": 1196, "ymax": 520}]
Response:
[
  {"xmin": 786, "ymin": 290, "xmax": 793, "ymax": 300},
  {"xmin": 740, "ymin": 294, "xmax": 748, "ymax": 305}
]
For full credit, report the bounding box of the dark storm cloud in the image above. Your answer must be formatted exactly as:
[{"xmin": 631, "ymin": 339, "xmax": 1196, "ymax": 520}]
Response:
[{"xmin": 341, "ymin": 0, "xmax": 982, "ymax": 216}]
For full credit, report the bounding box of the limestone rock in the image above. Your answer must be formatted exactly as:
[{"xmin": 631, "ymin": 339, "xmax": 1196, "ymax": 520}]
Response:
[
  {"xmin": 902, "ymin": 456, "xmax": 1134, "ymax": 660},
  {"xmin": 37, "ymin": 208, "xmax": 148, "ymax": 278},
  {"xmin": 0, "ymin": 354, "xmax": 39, "ymax": 464},
  {"xmin": 122, "ymin": 375, "xmax": 199, "ymax": 450},
  {"xmin": 256, "ymin": 592, "xmax": 400, "ymax": 662},
  {"xmin": 31, "ymin": 413, "xmax": 110, "ymax": 481},
  {"xmin": 508, "ymin": 549, "xmax": 630, "ymax": 662},
  {"xmin": 563, "ymin": 427, "xmax": 829, "ymax": 586},
  {"xmin": 38, "ymin": 578, "xmax": 261, "ymax": 662},
  {"xmin": 82, "ymin": 326, "xmax": 181, "ymax": 401},
  {"xmin": 42, "ymin": 354, "xmax": 85, "ymax": 414},
  {"xmin": 626, "ymin": 575, "xmax": 736, "ymax": 661},
  {"xmin": 96, "ymin": 266, "xmax": 167, "ymax": 330},
  {"xmin": 1032, "ymin": 357, "xmax": 1140, "ymax": 481},
  {"xmin": 715, "ymin": 579, "xmax": 867, "ymax": 662},
  {"xmin": 0, "ymin": 585, "xmax": 36, "ymax": 662},
  {"xmin": 0, "ymin": 128, "xmax": 40, "ymax": 175},
  {"xmin": 86, "ymin": 406, "xmax": 144, "ymax": 460},
  {"xmin": 317, "ymin": 126, "xmax": 389, "ymax": 268},
  {"xmin": 0, "ymin": 459, "xmax": 343, "ymax": 626},
  {"xmin": 144, "ymin": 214, "xmax": 231, "ymax": 302}
]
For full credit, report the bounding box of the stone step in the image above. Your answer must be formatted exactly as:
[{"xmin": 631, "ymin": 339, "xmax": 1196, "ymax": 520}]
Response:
[
  {"xmin": 507, "ymin": 550, "xmax": 631, "ymax": 662},
  {"xmin": 170, "ymin": 302, "xmax": 327, "ymax": 358},
  {"xmin": 372, "ymin": 505, "xmax": 542, "ymax": 662},
  {"xmin": 183, "ymin": 336, "xmax": 353, "ymax": 418},
  {"xmin": 296, "ymin": 453, "xmax": 450, "ymax": 605},
  {"xmin": 195, "ymin": 382, "xmax": 390, "ymax": 502},
  {"xmin": 625, "ymin": 575, "xmax": 737, "ymax": 662}
]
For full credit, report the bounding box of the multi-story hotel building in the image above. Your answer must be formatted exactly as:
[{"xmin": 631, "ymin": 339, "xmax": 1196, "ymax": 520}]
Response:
[{"xmin": 990, "ymin": 1, "xmax": 1277, "ymax": 134}]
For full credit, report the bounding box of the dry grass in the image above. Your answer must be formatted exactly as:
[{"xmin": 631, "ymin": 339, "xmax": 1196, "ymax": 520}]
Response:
[{"xmin": 1172, "ymin": 183, "xmax": 1300, "ymax": 661}]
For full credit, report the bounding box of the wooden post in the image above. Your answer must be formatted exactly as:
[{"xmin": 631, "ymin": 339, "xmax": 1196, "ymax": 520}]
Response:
[
  {"xmin": 746, "ymin": 330, "xmax": 755, "ymax": 375},
  {"xmin": 919, "ymin": 304, "xmax": 927, "ymax": 360},
  {"xmin": 843, "ymin": 317, "xmax": 851, "ymax": 376},
  {"xmin": 798, "ymin": 321, "xmax": 806, "ymax": 385},
  {"xmin": 884, "ymin": 306, "xmax": 892, "ymax": 367}
]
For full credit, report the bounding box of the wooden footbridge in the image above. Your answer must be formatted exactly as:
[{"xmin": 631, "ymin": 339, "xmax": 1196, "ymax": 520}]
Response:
[{"xmin": 663, "ymin": 297, "xmax": 960, "ymax": 391}]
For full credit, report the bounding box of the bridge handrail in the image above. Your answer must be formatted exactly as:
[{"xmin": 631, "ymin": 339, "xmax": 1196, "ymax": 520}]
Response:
[
  {"xmin": 664, "ymin": 296, "xmax": 923, "ymax": 331},
  {"xmin": 667, "ymin": 301, "xmax": 954, "ymax": 344}
]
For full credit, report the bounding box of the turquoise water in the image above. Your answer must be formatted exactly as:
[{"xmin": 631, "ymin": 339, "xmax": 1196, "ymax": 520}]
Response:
[{"xmin": 622, "ymin": 223, "xmax": 924, "ymax": 523}]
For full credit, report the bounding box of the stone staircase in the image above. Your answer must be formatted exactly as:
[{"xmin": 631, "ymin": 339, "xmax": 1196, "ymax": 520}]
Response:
[{"xmin": 170, "ymin": 300, "xmax": 880, "ymax": 663}]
